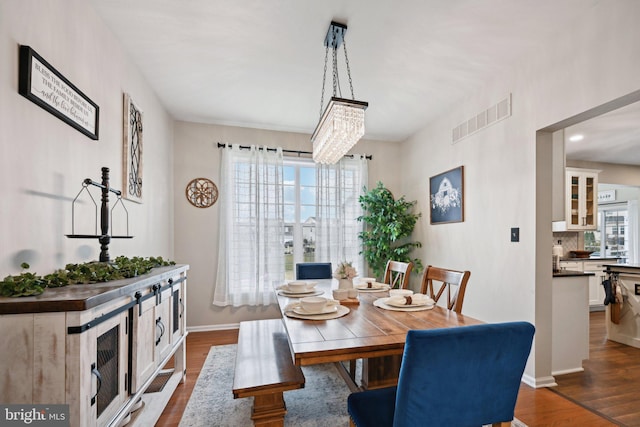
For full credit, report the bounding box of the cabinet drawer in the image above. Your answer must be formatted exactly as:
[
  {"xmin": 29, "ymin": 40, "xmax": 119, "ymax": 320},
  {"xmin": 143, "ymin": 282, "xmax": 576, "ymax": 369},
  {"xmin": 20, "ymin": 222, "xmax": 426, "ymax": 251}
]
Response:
[
  {"xmin": 560, "ymin": 261, "xmax": 582, "ymax": 271},
  {"xmin": 583, "ymin": 261, "xmax": 605, "ymax": 271}
]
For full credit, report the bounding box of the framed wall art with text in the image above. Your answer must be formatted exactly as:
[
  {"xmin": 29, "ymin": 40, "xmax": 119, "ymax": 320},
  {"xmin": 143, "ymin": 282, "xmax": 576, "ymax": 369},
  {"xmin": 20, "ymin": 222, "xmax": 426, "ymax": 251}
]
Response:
[{"xmin": 18, "ymin": 45, "xmax": 99, "ymax": 140}]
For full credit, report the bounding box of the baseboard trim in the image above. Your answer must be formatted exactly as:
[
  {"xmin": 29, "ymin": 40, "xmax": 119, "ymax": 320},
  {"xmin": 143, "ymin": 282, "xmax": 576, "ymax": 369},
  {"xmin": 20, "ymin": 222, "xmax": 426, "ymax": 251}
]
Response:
[
  {"xmin": 552, "ymin": 367, "xmax": 584, "ymax": 376},
  {"xmin": 523, "ymin": 374, "xmax": 557, "ymax": 388},
  {"xmin": 187, "ymin": 323, "xmax": 240, "ymax": 332}
]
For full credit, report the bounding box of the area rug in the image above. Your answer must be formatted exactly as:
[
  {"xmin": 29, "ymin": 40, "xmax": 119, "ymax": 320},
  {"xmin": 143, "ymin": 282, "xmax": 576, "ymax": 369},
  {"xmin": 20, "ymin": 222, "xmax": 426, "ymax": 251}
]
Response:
[{"xmin": 179, "ymin": 344, "xmax": 528, "ymax": 427}]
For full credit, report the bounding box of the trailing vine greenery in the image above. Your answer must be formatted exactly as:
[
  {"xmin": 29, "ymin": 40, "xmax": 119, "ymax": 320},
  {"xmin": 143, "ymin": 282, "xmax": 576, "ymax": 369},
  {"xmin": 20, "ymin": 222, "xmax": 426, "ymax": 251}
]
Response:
[
  {"xmin": 358, "ymin": 182, "xmax": 423, "ymax": 279},
  {"xmin": 0, "ymin": 256, "xmax": 175, "ymax": 297}
]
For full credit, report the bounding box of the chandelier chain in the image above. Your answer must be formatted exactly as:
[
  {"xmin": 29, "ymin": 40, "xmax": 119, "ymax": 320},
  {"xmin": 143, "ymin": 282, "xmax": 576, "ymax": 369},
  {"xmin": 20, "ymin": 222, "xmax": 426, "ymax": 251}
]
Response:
[
  {"xmin": 331, "ymin": 28, "xmax": 342, "ymax": 99},
  {"xmin": 342, "ymin": 38, "xmax": 356, "ymax": 100},
  {"xmin": 332, "ymin": 46, "xmax": 342, "ymax": 98},
  {"xmin": 319, "ymin": 45, "xmax": 329, "ymax": 118}
]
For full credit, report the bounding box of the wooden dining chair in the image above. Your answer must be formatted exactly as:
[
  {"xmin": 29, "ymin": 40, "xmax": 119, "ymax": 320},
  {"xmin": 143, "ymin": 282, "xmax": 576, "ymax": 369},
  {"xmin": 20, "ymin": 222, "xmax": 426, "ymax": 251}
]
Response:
[
  {"xmin": 382, "ymin": 260, "xmax": 413, "ymax": 289},
  {"xmin": 420, "ymin": 265, "xmax": 471, "ymax": 313},
  {"xmin": 348, "ymin": 322, "xmax": 535, "ymax": 427}
]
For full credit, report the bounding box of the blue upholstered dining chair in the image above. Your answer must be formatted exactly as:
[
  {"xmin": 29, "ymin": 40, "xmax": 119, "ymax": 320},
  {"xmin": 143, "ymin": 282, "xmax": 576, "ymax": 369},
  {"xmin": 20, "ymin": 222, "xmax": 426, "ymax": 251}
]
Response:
[
  {"xmin": 347, "ymin": 322, "xmax": 535, "ymax": 427},
  {"xmin": 295, "ymin": 262, "xmax": 332, "ymax": 280}
]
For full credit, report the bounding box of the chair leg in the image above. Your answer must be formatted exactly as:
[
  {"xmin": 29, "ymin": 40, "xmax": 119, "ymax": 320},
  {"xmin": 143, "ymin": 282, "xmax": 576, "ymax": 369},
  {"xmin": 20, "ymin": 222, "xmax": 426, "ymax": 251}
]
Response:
[
  {"xmin": 492, "ymin": 422, "xmax": 512, "ymax": 427},
  {"xmin": 349, "ymin": 418, "xmax": 357, "ymax": 427}
]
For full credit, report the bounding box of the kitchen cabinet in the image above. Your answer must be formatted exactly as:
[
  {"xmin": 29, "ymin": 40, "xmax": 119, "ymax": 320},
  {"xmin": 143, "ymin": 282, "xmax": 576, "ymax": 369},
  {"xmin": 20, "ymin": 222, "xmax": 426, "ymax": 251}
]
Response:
[
  {"xmin": 565, "ymin": 168, "xmax": 599, "ymax": 230},
  {"xmin": 552, "ymin": 274, "xmax": 590, "ymax": 375},
  {"xmin": 559, "ymin": 260, "xmax": 581, "ymax": 271},
  {"xmin": 0, "ymin": 265, "xmax": 188, "ymax": 427},
  {"xmin": 559, "ymin": 259, "xmax": 618, "ymax": 308}
]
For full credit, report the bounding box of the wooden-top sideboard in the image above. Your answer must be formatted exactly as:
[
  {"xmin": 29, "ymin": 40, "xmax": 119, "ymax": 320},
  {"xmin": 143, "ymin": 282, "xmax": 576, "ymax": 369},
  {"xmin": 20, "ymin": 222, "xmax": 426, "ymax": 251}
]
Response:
[{"xmin": 0, "ymin": 264, "xmax": 188, "ymax": 427}]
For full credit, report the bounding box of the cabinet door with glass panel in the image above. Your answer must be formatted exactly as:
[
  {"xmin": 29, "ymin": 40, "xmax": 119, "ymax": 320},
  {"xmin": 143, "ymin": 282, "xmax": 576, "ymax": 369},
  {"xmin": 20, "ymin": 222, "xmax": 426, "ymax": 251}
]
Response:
[{"xmin": 566, "ymin": 168, "xmax": 599, "ymax": 230}]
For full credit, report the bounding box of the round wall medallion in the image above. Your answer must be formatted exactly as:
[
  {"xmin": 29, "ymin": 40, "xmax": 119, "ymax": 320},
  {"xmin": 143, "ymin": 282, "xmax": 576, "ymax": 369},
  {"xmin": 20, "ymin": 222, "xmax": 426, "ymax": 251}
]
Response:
[{"xmin": 185, "ymin": 178, "xmax": 218, "ymax": 208}]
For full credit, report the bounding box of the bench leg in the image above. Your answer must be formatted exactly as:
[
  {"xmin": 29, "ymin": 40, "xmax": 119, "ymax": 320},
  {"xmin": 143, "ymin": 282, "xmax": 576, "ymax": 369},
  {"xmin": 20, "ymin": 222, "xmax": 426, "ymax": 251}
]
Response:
[{"xmin": 251, "ymin": 393, "xmax": 287, "ymax": 427}]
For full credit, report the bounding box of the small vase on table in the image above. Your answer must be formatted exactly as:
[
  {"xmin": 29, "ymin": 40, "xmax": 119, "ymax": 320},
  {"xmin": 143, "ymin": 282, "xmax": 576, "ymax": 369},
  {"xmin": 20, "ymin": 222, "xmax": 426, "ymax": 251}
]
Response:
[{"xmin": 338, "ymin": 278, "xmax": 354, "ymax": 290}]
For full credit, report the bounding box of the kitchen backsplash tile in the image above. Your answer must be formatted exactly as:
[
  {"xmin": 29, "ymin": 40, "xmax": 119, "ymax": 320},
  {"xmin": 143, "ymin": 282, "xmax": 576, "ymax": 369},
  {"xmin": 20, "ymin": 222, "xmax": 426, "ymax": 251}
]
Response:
[{"xmin": 553, "ymin": 231, "xmax": 579, "ymax": 256}]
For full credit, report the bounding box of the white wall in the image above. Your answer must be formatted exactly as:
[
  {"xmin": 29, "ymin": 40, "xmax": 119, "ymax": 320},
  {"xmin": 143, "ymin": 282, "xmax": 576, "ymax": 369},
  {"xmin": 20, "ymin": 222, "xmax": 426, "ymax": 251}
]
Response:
[
  {"xmin": 0, "ymin": 0, "xmax": 175, "ymax": 276},
  {"xmin": 400, "ymin": 0, "xmax": 640, "ymax": 385},
  {"xmin": 173, "ymin": 121, "xmax": 404, "ymax": 328}
]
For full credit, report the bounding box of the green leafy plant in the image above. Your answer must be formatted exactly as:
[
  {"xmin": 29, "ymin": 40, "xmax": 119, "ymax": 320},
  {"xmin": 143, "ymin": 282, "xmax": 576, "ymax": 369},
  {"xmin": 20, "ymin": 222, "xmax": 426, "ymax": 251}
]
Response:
[
  {"xmin": 358, "ymin": 182, "xmax": 423, "ymax": 279},
  {"xmin": 0, "ymin": 256, "xmax": 175, "ymax": 297},
  {"xmin": 0, "ymin": 263, "xmax": 46, "ymax": 297}
]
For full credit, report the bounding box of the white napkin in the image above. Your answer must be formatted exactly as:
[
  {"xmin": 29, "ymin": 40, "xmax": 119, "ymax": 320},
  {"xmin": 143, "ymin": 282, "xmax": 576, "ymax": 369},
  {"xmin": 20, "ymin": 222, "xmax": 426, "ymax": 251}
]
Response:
[
  {"xmin": 284, "ymin": 301, "xmax": 302, "ymax": 312},
  {"xmin": 357, "ymin": 282, "xmax": 385, "ymax": 289},
  {"xmin": 387, "ymin": 293, "xmax": 434, "ymax": 306}
]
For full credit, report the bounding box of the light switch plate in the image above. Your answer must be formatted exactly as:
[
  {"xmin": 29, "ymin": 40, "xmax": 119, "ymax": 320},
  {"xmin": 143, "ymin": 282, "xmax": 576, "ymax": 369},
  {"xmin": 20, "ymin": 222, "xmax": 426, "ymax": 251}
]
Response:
[{"xmin": 511, "ymin": 227, "xmax": 519, "ymax": 242}]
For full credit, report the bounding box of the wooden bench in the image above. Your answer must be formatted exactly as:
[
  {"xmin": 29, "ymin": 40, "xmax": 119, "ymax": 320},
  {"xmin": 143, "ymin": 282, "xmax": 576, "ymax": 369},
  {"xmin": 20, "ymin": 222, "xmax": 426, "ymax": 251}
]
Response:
[{"xmin": 232, "ymin": 318, "xmax": 305, "ymax": 426}]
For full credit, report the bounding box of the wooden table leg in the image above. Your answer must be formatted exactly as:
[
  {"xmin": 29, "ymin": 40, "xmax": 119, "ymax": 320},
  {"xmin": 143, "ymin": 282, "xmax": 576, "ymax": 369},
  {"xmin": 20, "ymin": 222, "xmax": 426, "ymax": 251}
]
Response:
[
  {"xmin": 361, "ymin": 354, "xmax": 402, "ymax": 389},
  {"xmin": 251, "ymin": 393, "xmax": 287, "ymax": 427}
]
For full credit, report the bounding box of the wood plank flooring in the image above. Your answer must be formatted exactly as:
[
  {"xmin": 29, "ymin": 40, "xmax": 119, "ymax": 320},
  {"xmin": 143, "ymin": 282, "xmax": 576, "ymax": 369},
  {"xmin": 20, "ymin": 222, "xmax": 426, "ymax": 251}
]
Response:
[
  {"xmin": 156, "ymin": 312, "xmax": 634, "ymax": 426},
  {"xmin": 551, "ymin": 310, "xmax": 640, "ymax": 426}
]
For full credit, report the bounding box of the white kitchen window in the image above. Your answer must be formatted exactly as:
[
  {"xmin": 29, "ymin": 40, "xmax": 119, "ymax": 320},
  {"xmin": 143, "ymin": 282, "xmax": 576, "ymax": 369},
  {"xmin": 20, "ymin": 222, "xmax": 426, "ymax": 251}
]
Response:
[{"xmin": 586, "ymin": 204, "xmax": 630, "ymax": 263}]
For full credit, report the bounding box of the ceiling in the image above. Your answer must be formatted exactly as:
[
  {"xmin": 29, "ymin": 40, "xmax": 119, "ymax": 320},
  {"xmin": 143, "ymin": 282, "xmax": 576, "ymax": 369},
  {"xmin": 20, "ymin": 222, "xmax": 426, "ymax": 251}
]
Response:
[
  {"xmin": 564, "ymin": 101, "xmax": 640, "ymax": 166},
  {"xmin": 90, "ymin": 0, "xmax": 637, "ymax": 162}
]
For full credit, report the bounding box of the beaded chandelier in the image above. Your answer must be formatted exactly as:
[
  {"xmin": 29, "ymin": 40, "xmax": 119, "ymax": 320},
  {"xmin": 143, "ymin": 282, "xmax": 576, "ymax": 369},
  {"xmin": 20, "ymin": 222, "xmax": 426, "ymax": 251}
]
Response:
[{"xmin": 311, "ymin": 21, "xmax": 368, "ymax": 164}]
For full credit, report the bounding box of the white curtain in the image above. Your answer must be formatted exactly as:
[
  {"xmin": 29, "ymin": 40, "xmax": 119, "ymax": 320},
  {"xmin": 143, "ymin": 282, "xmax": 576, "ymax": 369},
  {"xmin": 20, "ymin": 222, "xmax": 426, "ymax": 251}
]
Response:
[
  {"xmin": 628, "ymin": 200, "xmax": 639, "ymax": 264},
  {"xmin": 315, "ymin": 156, "xmax": 368, "ymax": 279},
  {"xmin": 214, "ymin": 145, "xmax": 285, "ymax": 307}
]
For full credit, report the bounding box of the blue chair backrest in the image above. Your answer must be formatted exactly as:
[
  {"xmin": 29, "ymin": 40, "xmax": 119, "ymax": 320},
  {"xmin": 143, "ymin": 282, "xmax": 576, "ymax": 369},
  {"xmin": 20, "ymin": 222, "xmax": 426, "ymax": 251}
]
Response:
[
  {"xmin": 393, "ymin": 321, "xmax": 534, "ymax": 427},
  {"xmin": 296, "ymin": 262, "xmax": 332, "ymax": 280}
]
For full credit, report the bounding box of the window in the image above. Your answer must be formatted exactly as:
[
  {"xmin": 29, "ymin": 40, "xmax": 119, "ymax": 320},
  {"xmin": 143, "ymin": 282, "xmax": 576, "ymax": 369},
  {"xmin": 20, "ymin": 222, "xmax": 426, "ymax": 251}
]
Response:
[
  {"xmin": 284, "ymin": 160, "xmax": 318, "ymax": 279},
  {"xmin": 282, "ymin": 157, "xmax": 367, "ymax": 280},
  {"xmin": 215, "ymin": 146, "xmax": 368, "ymax": 306},
  {"xmin": 586, "ymin": 204, "xmax": 629, "ymax": 263}
]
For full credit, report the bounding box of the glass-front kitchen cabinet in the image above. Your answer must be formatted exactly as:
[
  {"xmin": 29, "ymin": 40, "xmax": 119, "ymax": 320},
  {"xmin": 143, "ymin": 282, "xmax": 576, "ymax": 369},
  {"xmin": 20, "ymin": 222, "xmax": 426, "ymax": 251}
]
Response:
[{"xmin": 565, "ymin": 168, "xmax": 599, "ymax": 230}]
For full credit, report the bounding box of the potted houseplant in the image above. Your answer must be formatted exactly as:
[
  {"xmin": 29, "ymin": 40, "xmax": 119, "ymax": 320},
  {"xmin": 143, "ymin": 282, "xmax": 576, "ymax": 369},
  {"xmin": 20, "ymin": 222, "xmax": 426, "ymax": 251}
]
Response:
[{"xmin": 358, "ymin": 182, "xmax": 423, "ymax": 279}]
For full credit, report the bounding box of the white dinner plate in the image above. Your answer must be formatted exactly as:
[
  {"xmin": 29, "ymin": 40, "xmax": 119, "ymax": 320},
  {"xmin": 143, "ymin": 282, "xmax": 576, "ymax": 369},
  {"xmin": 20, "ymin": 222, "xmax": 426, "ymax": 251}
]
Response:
[
  {"xmin": 279, "ymin": 285, "xmax": 316, "ymax": 294},
  {"xmin": 285, "ymin": 304, "xmax": 350, "ymax": 320},
  {"xmin": 278, "ymin": 289, "xmax": 324, "ymax": 298},
  {"xmin": 386, "ymin": 299, "xmax": 432, "ymax": 308},
  {"xmin": 355, "ymin": 282, "xmax": 389, "ymax": 291},
  {"xmin": 374, "ymin": 297, "xmax": 435, "ymax": 312},
  {"xmin": 292, "ymin": 305, "xmax": 338, "ymax": 316}
]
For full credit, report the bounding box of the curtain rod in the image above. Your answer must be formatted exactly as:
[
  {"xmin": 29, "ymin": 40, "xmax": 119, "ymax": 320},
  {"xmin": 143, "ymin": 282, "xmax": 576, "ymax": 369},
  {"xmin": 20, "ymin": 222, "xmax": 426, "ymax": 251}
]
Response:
[{"xmin": 216, "ymin": 143, "xmax": 372, "ymax": 160}]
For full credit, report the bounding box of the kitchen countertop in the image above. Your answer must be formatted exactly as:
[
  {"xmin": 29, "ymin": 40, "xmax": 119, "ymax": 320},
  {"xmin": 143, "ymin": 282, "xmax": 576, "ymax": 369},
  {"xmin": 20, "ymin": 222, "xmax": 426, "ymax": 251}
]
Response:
[
  {"xmin": 553, "ymin": 270, "xmax": 594, "ymax": 277},
  {"xmin": 560, "ymin": 257, "xmax": 621, "ymax": 261},
  {"xmin": 603, "ymin": 263, "xmax": 640, "ymax": 270}
]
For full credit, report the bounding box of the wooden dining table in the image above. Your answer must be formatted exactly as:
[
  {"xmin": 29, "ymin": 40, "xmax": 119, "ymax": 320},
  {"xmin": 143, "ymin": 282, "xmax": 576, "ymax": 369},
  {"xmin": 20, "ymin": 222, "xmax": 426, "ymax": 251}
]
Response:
[{"xmin": 276, "ymin": 278, "xmax": 483, "ymax": 390}]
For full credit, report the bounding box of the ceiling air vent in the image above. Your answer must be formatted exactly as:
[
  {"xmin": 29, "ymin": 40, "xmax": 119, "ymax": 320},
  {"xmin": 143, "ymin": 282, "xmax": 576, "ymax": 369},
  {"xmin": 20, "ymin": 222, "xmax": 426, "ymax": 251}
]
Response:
[{"xmin": 452, "ymin": 94, "xmax": 512, "ymax": 144}]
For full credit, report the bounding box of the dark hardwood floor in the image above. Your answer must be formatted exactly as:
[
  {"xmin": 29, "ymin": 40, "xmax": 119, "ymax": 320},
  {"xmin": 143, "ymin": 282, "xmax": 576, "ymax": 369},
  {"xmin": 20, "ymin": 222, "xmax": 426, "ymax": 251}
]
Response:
[
  {"xmin": 156, "ymin": 312, "xmax": 637, "ymax": 426},
  {"xmin": 551, "ymin": 310, "xmax": 640, "ymax": 426}
]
